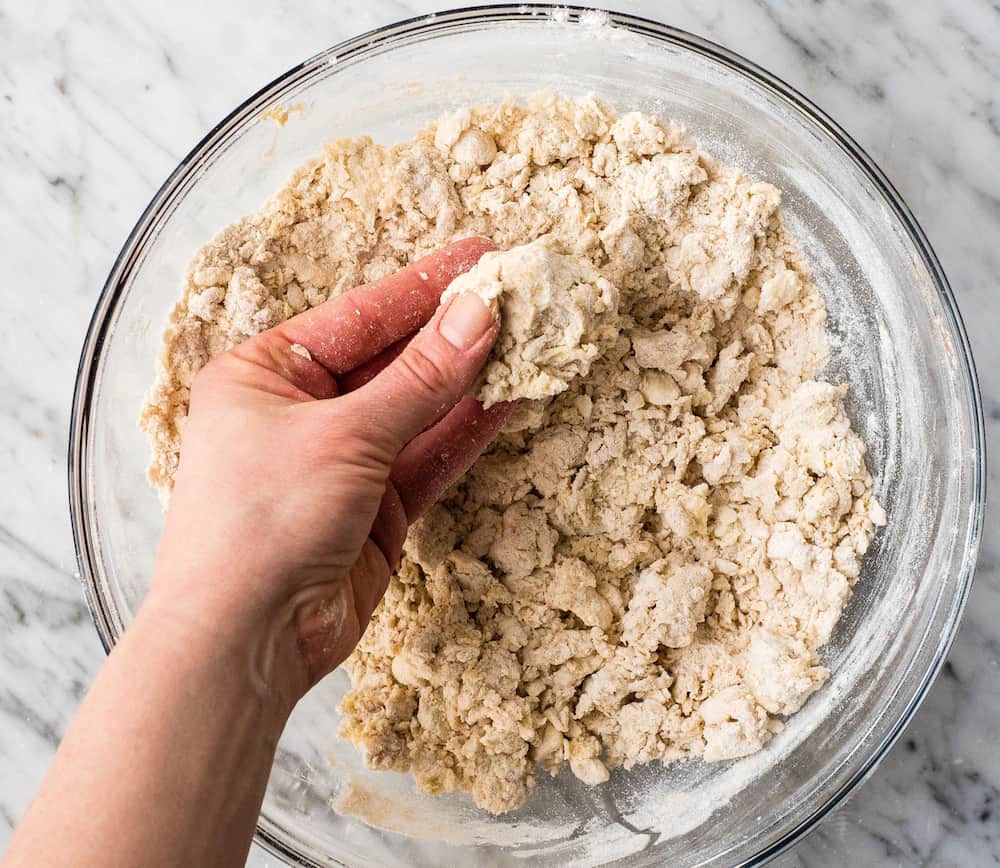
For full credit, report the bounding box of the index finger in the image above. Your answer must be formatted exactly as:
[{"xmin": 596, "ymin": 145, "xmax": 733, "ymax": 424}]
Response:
[{"xmin": 273, "ymin": 236, "xmax": 496, "ymax": 375}]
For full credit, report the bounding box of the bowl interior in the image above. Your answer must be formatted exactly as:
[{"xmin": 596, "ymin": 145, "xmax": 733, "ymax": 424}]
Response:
[{"xmin": 75, "ymin": 10, "xmax": 982, "ymax": 868}]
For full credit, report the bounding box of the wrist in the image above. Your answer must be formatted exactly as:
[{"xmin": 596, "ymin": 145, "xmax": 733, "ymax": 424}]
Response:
[{"xmin": 139, "ymin": 581, "xmax": 308, "ymax": 726}]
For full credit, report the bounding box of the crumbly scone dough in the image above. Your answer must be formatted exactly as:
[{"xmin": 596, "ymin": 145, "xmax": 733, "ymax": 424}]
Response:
[
  {"xmin": 141, "ymin": 95, "xmax": 886, "ymax": 814},
  {"xmin": 441, "ymin": 236, "xmax": 621, "ymax": 407}
]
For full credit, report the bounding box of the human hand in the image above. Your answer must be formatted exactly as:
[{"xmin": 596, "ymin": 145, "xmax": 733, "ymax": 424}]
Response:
[{"xmin": 148, "ymin": 237, "xmax": 508, "ymax": 713}]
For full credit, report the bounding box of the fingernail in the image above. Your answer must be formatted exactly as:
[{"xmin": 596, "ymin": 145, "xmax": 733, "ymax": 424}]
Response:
[{"xmin": 439, "ymin": 292, "xmax": 496, "ymax": 350}]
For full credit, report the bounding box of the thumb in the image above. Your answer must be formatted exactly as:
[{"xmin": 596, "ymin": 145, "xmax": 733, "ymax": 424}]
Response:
[{"xmin": 340, "ymin": 290, "xmax": 499, "ymax": 453}]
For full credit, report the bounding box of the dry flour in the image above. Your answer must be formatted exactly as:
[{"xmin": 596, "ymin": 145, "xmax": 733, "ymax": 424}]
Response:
[{"xmin": 141, "ymin": 95, "xmax": 885, "ymax": 814}]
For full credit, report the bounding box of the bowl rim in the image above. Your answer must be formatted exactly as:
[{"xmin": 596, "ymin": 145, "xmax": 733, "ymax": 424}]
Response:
[{"xmin": 68, "ymin": 4, "xmax": 986, "ymax": 866}]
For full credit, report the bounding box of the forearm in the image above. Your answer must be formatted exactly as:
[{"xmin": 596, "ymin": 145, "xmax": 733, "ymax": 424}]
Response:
[
  {"xmin": 4, "ymin": 592, "xmax": 294, "ymax": 868},
  {"xmin": 4, "ymin": 240, "xmax": 500, "ymax": 867}
]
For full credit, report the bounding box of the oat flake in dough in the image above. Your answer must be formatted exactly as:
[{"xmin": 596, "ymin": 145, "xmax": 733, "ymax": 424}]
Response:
[{"xmin": 141, "ymin": 95, "xmax": 886, "ymax": 815}]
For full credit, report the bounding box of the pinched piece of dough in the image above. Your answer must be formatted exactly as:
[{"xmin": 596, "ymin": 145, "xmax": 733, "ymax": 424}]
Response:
[{"xmin": 441, "ymin": 236, "xmax": 621, "ymax": 408}]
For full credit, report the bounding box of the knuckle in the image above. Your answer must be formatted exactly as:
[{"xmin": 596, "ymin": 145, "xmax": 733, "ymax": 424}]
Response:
[
  {"xmin": 343, "ymin": 429, "xmax": 398, "ymax": 472},
  {"xmin": 398, "ymin": 345, "xmax": 454, "ymax": 398}
]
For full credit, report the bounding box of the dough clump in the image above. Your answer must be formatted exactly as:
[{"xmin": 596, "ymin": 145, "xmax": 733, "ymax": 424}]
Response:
[
  {"xmin": 141, "ymin": 95, "xmax": 885, "ymax": 814},
  {"xmin": 441, "ymin": 236, "xmax": 621, "ymax": 407}
]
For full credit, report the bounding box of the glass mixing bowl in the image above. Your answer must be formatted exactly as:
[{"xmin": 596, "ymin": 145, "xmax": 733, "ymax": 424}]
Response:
[{"xmin": 69, "ymin": 6, "xmax": 985, "ymax": 866}]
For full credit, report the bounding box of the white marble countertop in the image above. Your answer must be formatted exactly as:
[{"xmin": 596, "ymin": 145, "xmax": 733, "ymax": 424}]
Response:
[{"xmin": 1, "ymin": 1, "xmax": 997, "ymax": 865}]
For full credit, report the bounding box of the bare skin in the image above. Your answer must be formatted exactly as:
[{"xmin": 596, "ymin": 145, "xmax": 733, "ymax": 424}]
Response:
[{"xmin": 2, "ymin": 238, "xmax": 510, "ymax": 868}]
